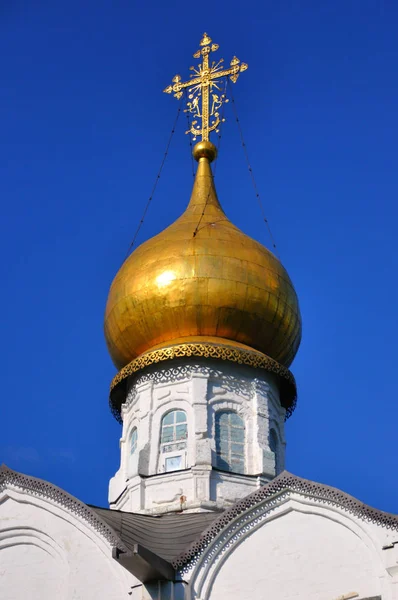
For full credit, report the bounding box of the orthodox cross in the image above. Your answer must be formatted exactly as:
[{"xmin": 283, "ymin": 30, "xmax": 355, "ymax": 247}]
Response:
[{"xmin": 164, "ymin": 33, "xmax": 248, "ymax": 142}]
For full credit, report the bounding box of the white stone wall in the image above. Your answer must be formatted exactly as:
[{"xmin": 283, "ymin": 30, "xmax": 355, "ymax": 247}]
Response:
[
  {"xmin": 209, "ymin": 511, "xmax": 381, "ymax": 600},
  {"xmin": 0, "ymin": 486, "xmax": 140, "ymax": 600},
  {"xmin": 109, "ymin": 359, "xmax": 286, "ymax": 513},
  {"xmin": 186, "ymin": 494, "xmax": 398, "ymax": 600},
  {"xmin": 3, "ymin": 470, "xmax": 397, "ymax": 600}
]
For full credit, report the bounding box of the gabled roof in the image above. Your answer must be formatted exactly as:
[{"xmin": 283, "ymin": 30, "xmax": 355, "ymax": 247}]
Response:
[
  {"xmin": 0, "ymin": 464, "xmax": 125, "ymax": 551},
  {"xmin": 0, "ymin": 464, "xmax": 175, "ymax": 582},
  {"xmin": 2, "ymin": 464, "xmax": 397, "ymax": 581},
  {"xmin": 91, "ymin": 505, "xmax": 219, "ymax": 563},
  {"xmin": 0, "ymin": 463, "xmax": 218, "ymax": 582},
  {"xmin": 171, "ymin": 470, "xmax": 398, "ymax": 569}
]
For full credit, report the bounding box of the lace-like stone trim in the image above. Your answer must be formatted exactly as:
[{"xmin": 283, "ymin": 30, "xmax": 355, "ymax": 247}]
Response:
[
  {"xmin": 124, "ymin": 363, "xmax": 273, "ymax": 411},
  {"xmin": 172, "ymin": 470, "xmax": 398, "ymax": 569},
  {"xmin": 109, "ymin": 342, "xmax": 297, "ymax": 423},
  {"xmin": 0, "ymin": 465, "xmax": 127, "ymax": 552}
]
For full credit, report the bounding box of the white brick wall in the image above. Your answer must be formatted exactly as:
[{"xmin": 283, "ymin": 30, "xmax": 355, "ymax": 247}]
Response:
[
  {"xmin": 209, "ymin": 511, "xmax": 381, "ymax": 600},
  {"xmin": 109, "ymin": 359, "xmax": 286, "ymax": 513}
]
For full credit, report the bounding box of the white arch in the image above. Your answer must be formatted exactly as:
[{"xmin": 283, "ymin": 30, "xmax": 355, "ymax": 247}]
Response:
[
  {"xmin": 188, "ymin": 493, "xmax": 390, "ymax": 600},
  {"xmin": 0, "ymin": 486, "xmax": 136, "ymax": 600}
]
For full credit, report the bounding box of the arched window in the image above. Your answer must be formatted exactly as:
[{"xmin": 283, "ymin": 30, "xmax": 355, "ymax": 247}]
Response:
[
  {"xmin": 215, "ymin": 411, "xmax": 245, "ymax": 474},
  {"xmin": 126, "ymin": 427, "xmax": 138, "ymax": 480},
  {"xmin": 130, "ymin": 428, "xmax": 138, "ymax": 455},
  {"xmin": 160, "ymin": 410, "xmax": 188, "ymax": 472}
]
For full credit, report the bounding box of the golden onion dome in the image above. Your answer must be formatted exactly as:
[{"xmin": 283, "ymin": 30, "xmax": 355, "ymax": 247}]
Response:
[{"xmin": 105, "ymin": 141, "xmax": 302, "ymax": 371}]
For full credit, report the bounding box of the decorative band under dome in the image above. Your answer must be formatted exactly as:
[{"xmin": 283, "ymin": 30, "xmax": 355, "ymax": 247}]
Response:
[{"xmin": 109, "ymin": 341, "xmax": 297, "ymax": 423}]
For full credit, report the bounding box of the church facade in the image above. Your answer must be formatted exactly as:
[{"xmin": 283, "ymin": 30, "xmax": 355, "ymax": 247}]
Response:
[
  {"xmin": 2, "ymin": 464, "xmax": 398, "ymax": 599},
  {"xmin": 1, "ymin": 34, "xmax": 397, "ymax": 600}
]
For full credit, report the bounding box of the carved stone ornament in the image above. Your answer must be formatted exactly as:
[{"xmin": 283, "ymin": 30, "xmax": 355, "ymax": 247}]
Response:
[
  {"xmin": 172, "ymin": 470, "xmax": 398, "ymax": 570},
  {"xmin": 109, "ymin": 342, "xmax": 297, "ymax": 423},
  {"xmin": 0, "ymin": 464, "xmax": 127, "ymax": 553}
]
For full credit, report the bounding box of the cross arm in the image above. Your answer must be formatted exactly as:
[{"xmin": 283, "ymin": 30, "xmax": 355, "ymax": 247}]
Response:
[
  {"xmin": 211, "ymin": 63, "xmax": 248, "ymax": 82},
  {"xmin": 164, "ymin": 76, "xmax": 201, "ymax": 97}
]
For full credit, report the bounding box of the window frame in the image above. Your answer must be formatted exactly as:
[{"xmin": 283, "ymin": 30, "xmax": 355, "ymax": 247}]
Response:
[
  {"xmin": 159, "ymin": 409, "xmax": 188, "ymax": 473},
  {"xmin": 164, "ymin": 453, "xmax": 184, "ymax": 472},
  {"xmin": 160, "ymin": 410, "xmax": 188, "ymax": 451},
  {"xmin": 215, "ymin": 410, "xmax": 245, "ymax": 474},
  {"xmin": 130, "ymin": 427, "xmax": 138, "ymax": 455}
]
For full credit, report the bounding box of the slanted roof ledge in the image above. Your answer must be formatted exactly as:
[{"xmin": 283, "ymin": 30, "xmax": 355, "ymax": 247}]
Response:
[{"xmin": 113, "ymin": 544, "xmax": 175, "ymax": 582}]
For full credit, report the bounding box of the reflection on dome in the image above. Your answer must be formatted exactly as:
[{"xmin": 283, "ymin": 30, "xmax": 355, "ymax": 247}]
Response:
[{"xmin": 156, "ymin": 270, "xmax": 177, "ymax": 288}]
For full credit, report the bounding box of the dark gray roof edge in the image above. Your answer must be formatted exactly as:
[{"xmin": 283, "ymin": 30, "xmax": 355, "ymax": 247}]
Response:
[
  {"xmin": 172, "ymin": 470, "xmax": 398, "ymax": 569},
  {"xmin": 114, "ymin": 544, "xmax": 175, "ymax": 582},
  {"xmin": 0, "ymin": 464, "xmax": 128, "ymax": 553},
  {"xmin": 1, "ymin": 464, "xmax": 178, "ymax": 582},
  {"xmin": 88, "ymin": 503, "xmax": 159, "ymax": 517}
]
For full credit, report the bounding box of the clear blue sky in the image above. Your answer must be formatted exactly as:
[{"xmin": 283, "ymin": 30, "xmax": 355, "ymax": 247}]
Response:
[{"xmin": 1, "ymin": 0, "xmax": 397, "ymax": 511}]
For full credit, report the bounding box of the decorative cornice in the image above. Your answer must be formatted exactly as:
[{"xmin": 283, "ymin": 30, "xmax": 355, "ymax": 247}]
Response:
[
  {"xmin": 0, "ymin": 464, "xmax": 127, "ymax": 552},
  {"xmin": 125, "ymin": 363, "xmax": 259, "ymax": 411},
  {"xmin": 109, "ymin": 342, "xmax": 297, "ymax": 423},
  {"xmin": 172, "ymin": 470, "xmax": 398, "ymax": 569}
]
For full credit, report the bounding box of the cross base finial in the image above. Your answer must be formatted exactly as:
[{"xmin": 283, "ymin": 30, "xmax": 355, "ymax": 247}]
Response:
[{"xmin": 192, "ymin": 141, "xmax": 217, "ymax": 163}]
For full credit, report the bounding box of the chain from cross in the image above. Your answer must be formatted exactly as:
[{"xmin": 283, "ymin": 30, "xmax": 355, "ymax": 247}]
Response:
[{"xmin": 164, "ymin": 33, "xmax": 248, "ymax": 142}]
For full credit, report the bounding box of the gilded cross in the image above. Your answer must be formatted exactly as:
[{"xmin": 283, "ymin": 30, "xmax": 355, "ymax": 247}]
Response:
[{"xmin": 164, "ymin": 33, "xmax": 248, "ymax": 142}]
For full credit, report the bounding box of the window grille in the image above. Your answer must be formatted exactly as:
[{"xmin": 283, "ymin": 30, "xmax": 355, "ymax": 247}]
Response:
[{"xmin": 215, "ymin": 411, "xmax": 245, "ymax": 474}]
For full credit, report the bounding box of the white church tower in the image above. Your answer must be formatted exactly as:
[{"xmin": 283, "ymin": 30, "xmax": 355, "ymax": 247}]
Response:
[
  {"xmin": 3, "ymin": 33, "xmax": 398, "ymax": 600},
  {"xmin": 105, "ymin": 33, "xmax": 301, "ymax": 515}
]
